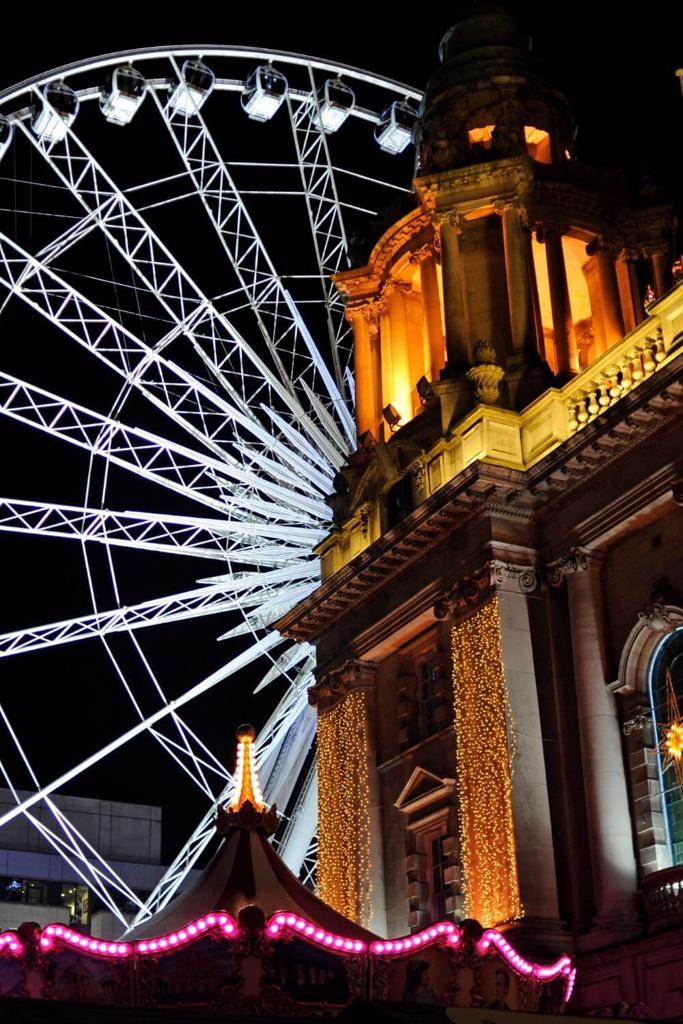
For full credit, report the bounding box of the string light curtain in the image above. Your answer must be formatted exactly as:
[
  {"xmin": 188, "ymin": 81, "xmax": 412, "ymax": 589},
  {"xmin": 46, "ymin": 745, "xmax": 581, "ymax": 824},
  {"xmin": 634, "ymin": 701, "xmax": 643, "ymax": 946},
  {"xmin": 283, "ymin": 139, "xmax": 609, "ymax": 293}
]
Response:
[
  {"xmin": 317, "ymin": 689, "xmax": 372, "ymax": 928},
  {"xmin": 451, "ymin": 595, "xmax": 522, "ymax": 927}
]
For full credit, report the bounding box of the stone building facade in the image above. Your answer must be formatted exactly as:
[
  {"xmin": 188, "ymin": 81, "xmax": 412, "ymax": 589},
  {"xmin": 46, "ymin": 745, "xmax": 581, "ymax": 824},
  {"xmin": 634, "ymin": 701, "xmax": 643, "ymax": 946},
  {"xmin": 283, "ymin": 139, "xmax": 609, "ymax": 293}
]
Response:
[{"xmin": 277, "ymin": 7, "xmax": 683, "ymax": 1016}]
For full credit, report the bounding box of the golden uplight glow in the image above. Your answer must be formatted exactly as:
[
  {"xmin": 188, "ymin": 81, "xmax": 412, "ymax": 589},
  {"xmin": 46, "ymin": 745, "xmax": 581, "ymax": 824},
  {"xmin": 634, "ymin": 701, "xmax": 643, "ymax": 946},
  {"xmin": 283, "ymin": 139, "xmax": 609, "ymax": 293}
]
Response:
[
  {"xmin": 451, "ymin": 596, "xmax": 522, "ymax": 927},
  {"xmin": 317, "ymin": 689, "xmax": 372, "ymax": 928},
  {"xmin": 229, "ymin": 725, "xmax": 265, "ymax": 810},
  {"xmin": 660, "ymin": 671, "xmax": 683, "ymax": 788}
]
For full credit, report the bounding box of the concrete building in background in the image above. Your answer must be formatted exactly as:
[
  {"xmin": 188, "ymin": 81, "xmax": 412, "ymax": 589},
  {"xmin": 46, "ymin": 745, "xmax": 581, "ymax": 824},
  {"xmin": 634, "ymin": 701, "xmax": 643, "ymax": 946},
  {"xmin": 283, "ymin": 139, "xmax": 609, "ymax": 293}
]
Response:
[
  {"xmin": 0, "ymin": 789, "xmax": 165, "ymax": 938},
  {"xmin": 277, "ymin": 6, "xmax": 683, "ymax": 1016}
]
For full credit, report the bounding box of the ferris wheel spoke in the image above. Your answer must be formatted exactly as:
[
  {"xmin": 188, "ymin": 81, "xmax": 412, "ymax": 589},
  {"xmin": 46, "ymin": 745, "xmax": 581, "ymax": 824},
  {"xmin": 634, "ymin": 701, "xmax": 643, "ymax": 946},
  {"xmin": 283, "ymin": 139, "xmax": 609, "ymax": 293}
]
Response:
[
  {"xmin": 0, "ymin": 370, "xmax": 325, "ymax": 523},
  {"xmin": 0, "ymin": 583, "xmax": 259, "ymax": 659},
  {"xmin": 0, "ymin": 499, "xmax": 322, "ymax": 560},
  {"xmin": 0, "ymin": 628, "xmax": 285, "ymax": 833},
  {"xmin": 153, "ymin": 67, "xmax": 353, "ymax": 449},
  {"xmin": 18, "ymin": 116, "xmax": 342, "ymax": 467},
  {"xmin": 0, "ymin": 707, "xmax": 144, "ymax": 920},
  {"xmin": 0, "ymin": 232, "xmax": 333, "ymax": 512},
  {"xmin": 276, "ymin": 757, "xmax": 318, "ymax": 877},
  {"xmin": 287, "ymin": 69, "xmax": 354, "ymax": 403},
  {"xmin": 252, "ymin": 641, "xmax": 315, "ymax": 694},
  {"xmin": 125, "ymin": 674, "xmax": 314, "ymax": 933},
  {"xmin": 0, "ymin": 563, "xmax": 317, "ymax": 659}
]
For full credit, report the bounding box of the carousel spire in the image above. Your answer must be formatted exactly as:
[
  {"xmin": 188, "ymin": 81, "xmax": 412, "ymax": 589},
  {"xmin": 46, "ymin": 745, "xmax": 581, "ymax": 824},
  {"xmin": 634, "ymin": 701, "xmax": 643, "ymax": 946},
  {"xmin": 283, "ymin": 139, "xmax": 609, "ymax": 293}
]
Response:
[
  {"xmin": 230, "ymin": 723, "xmax": 265, "ymax": 811},
  {"xmin": 216, "ymin": 724, "xmax": 278, "ymax": 835}
]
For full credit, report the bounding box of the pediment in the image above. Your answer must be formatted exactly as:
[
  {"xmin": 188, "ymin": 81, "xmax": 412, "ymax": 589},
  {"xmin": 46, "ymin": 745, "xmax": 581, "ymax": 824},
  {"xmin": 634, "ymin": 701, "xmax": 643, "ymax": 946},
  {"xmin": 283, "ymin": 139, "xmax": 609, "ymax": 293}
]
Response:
[{"xmin": 394, "ymin": 766, "xmax": 455, "ymax": 815}]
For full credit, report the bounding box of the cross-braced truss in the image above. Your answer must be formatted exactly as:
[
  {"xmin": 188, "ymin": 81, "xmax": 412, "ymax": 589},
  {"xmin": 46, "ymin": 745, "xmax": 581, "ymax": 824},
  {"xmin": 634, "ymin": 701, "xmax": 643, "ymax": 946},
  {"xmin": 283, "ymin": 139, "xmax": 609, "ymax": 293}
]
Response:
[{"xmin": 0, "ymin": 47, "xmax": 421, "ymax": 933}]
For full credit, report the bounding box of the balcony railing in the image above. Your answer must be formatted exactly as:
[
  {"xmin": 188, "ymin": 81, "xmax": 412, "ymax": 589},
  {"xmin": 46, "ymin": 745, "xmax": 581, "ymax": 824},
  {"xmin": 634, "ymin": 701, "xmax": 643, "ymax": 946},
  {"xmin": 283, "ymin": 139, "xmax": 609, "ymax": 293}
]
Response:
[{"xmin": 642, "ymin": 863, "xmax": 683, "ymax": 934}]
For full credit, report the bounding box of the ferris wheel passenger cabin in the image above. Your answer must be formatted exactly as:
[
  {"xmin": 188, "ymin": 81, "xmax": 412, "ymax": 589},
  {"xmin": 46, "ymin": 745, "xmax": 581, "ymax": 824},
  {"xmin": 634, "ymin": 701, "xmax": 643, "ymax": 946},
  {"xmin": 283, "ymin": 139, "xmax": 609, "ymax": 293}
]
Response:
[
  {"xmin": 0, "ymin": 116, "xmax": 13, "ymax": 162},
  {"xmin": 313, "ymin": 78, "xmax": 355, "ymax": 133},
  {"xmin": 168, "ymin": 59, "xmax": 215, "ymax": 116},
  {"xmin": 31, "ymin": 81, "xmax": 79, "ymax": 142},
  {"xmin": 100, "ymin": 65, "xmax": 147, "ymax": 126},
  {"xmin": 374, "ymin": 99, "xmax": 418, "ymax": 154},
  {"xmin": 241, "ymin": 65, "xmax": 287, "ymax": 122}
]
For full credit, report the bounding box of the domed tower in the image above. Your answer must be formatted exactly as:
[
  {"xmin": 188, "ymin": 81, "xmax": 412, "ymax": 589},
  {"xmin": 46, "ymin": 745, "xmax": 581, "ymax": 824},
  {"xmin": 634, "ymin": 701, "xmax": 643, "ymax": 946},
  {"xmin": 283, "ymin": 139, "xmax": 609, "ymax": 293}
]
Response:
[{"xmin": 335, "ymin": 4, "xmax": 673, "ymax": 454}]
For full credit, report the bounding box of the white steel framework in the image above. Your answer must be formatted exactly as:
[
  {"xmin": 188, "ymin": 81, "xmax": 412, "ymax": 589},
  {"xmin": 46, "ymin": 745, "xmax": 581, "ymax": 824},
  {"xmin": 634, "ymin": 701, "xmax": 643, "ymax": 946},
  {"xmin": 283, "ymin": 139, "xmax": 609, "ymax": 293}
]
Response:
[{"xmin": 0, "ymin": 47, "xmax": 421, "ymax": 932}]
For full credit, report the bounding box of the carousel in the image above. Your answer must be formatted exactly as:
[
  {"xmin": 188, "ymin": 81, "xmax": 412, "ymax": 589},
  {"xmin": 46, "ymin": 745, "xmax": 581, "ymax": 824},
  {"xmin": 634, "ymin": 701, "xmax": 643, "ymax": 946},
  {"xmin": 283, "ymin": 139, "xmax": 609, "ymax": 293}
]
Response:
[{"xmin": 0, "ymin": 727, "xmax": 575, "ymax": 1017}]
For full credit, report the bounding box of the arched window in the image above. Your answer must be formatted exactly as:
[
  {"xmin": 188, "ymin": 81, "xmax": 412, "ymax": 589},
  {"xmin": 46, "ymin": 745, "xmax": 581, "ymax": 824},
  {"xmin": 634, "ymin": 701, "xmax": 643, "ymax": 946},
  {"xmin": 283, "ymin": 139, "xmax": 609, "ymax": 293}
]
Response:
[{"xmin": 649, "ymin": 627, "xmax": 683, "ymax": 865}]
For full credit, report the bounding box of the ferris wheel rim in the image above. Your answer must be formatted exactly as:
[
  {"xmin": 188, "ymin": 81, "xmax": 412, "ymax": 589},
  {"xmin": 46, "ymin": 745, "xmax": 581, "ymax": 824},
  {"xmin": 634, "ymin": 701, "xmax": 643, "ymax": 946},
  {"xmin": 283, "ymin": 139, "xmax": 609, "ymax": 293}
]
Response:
[{"xmin": 0, "ymin": 44, "xmax": 423, "ymax": 112}]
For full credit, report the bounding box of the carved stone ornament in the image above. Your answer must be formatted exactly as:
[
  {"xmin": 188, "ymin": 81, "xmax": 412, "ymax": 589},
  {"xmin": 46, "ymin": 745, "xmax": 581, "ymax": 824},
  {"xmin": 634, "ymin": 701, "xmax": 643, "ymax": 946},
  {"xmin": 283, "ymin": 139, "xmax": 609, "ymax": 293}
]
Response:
[
  {"xmin": 466, "ymin": 341, "xmax": 505, "ymax": 405},
  {"xmin": 434, "ymin": 560, "xmax": 543, "ymax": 618},
  {"xmin": 308, "ymin": 658, "xmax": 377, "ymax": 707},
  {"xmin": 546, "ymin": 547, "xmax": 594, "ymax": 587},
  {"xmin": 638, "ymin": 601, "xmax": 679, "ymax": 631},
  {"xmin": 412, "ymin": 460, "xmax": 426, "ymax": 493}
]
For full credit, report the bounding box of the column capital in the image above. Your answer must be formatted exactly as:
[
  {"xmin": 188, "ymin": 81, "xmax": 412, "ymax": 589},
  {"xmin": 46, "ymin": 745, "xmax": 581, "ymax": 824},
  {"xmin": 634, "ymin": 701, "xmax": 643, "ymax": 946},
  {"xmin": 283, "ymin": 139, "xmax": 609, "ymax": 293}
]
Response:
[
  {"xmin": 309, "ymin": 658, "xmax": 377, "ymax": 708},
  {"xmin": 434, "ymin": 559, "xmax": 543, "ymax": 618},
  {"xmin": 345, "ymin": 297, "xmax": 385, "ymax": 326},
  {"xmin": 381, "ymin": 277, "xmax": 412, "ymax": 299},
  {"xmin": 547, "ymin": 547, "xmax": 602, "ymax": 587},
  {"xmin": 408, "ymin": 241, "xmax": 438, "ymax": 267},
  {"xmin": 534, "ymin": 220, "xmax": 571, "ymax": 243}
]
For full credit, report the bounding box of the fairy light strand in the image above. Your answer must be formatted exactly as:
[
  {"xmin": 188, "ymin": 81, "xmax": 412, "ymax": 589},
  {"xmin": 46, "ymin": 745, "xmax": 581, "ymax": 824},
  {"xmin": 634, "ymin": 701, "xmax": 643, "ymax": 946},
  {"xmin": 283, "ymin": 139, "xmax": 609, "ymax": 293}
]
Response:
[
  {"xmin": 317, "ymin": 688, "xmax": 372, "ymax": 928},
  {"xmin": 451, "ymin": 595, "xmax": 522, "ymax": 927}
]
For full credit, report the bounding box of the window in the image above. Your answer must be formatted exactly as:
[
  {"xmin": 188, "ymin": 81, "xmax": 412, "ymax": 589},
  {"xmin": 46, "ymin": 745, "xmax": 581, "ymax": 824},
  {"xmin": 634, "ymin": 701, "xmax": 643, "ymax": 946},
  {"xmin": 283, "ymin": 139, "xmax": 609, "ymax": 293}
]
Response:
[
  {"xmin": 428, "ymin": 832, "xmax": 451, "ymax": 921},
  {"xmin": 386, "ymin": 474, "xmax": 413, "ymax": 529},
  {"xmin": 649, "ymin": 627, "xmax": 683, "ymax": 865},
  {"xmin": 418, "ymin": 655, "xmax": 441, "ymax": 739}
]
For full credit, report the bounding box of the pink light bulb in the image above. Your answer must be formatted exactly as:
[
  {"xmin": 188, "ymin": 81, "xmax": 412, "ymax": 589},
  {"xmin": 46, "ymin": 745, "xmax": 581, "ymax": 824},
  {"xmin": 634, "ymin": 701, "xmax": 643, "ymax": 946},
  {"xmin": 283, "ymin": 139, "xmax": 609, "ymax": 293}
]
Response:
[
  {"xmin": 305, "ymin": 926, "xmax": 314, "ymax": 935},
  {"xmin": 324, "ymin": 935, "xmax": 333, "ymax": 945},
  {"xmin": 315, "ymin": 930, "xmax": 324, "ymax": 941},
  {"xmin": 139, "ymin": 943, "xmax": 148, "ymax": 952},
  {"xmin": 197, "ymin": 919, "xmax": 207, "ymax": 930},
  {"xmin": 188, "ymin": 925, "xmax": 197, "ymax": 935},
  {"xmin": 207, "ymin": 915, "xmax": 216, "ymax": 926},
  {"xmin": 150, "ymin": 941, "xmax": 158, "ymax": 951},
  {"xmin": 276, "ymin": 915, "xmax": 286, "ymax": 925},
  {"xmin": 169, "ymin": 936, "xmax": 178, "ymax": 945},
  {"xmin": 268, "ymin": 925, "xmax": 279, "ymax": 935}
]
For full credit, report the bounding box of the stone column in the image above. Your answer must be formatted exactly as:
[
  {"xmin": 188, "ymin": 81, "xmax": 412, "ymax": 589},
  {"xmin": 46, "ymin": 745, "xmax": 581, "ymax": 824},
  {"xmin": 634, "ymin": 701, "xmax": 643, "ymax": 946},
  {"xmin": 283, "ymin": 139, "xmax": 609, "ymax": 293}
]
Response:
[
  {"xmin": 498, "ymin": 201, "xmax": 531, "ymax": 358},
  {"xmin": 615, "ymin": 252, "xmax": 641, "ymax": 333},
  {"xmin": 348, "ymin": 301, "xmax": 382, "ymax": 442},
  {"xmin": 438, "ymin": 214, "xmax": 471, "ymax": 369},
  {"xmin": 384, "ymin": 280, "xmax": 412, "ymax": 424},
  {"xmin": 551, "ymin": 550, "xmax": 639, "ymax": 940},
  {"xmin": 646, "ymin": 247, "xmax": 671, "ymax": 300},
  {"xmin": 412, "ymin": 244, "xmax": 445, "ymax": 380},
  {"xmin": 587, "ymin": 238, "xmax": 625, "ymax": 351},
  {"xmin": 542, "ymin": 225, "xmax": 579, "ymax": 377}
]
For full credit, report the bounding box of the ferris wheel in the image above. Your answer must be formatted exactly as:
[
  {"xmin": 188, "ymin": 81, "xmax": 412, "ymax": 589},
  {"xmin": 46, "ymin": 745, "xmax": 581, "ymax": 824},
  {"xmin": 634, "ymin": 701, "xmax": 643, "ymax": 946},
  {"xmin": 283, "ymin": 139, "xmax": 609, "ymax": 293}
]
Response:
[{"xmin": 0, "ymin": 47, "xmax": 422, "ymax": 933}]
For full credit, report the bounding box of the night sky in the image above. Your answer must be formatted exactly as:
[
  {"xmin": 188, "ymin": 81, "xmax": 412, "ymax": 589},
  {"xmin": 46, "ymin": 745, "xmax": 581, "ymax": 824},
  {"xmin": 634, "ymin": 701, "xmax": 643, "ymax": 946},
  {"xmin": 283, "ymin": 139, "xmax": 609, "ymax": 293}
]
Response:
[{"xmin": 0, "ymin": 2, "xmax": 681, "ymax": 864}]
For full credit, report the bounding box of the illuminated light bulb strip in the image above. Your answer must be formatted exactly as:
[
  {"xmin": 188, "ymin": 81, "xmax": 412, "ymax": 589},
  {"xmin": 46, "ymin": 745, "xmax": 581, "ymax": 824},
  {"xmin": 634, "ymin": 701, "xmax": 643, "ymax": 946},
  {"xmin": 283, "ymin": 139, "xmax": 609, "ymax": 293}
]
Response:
[
  {"xmin": 40, "ymin": 913, "xmax": 237, "ymax": 958},
  {"xmin": 0, "ymin": 931, "xmax": 22, "ymax": 955},
  {"xmin": 451, "ymin": 595, "xmax": 522, "ymax": 927},
  {"xmin": 564, "ymin": 967, "xmax": 577, "ymax": 1003},
  {"xmin": 317, "ymin": 689, "xmax": 372, "ymax": 928},
  {"xmin": 371, "ymin": 922, "xmax": 459, "ymax": 956},
  {"xmin": 266, "ymin": 913, "xmax": 366, "ymax": 954},
  {"xmin": 477, "ymin": 929, "xmax": 574, "ymax": 984}
]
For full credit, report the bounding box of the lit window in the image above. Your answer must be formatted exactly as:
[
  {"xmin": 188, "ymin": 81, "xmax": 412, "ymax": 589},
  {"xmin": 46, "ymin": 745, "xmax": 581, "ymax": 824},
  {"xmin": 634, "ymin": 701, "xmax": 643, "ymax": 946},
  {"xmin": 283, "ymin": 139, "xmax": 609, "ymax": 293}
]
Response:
[
  {"xmin": 468, "ymin": 125, "xmax": 495, "ymax": 149},
  {"xmin": 524, "ymin": 125, "xmax": 552, "ymax": 163}
]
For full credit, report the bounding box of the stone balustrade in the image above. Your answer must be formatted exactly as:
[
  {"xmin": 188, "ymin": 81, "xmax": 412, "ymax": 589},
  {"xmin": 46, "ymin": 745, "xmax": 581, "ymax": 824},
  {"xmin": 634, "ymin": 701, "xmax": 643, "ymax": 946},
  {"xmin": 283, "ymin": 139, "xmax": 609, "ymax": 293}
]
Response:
[{"xmin": 642, "ymin": 863, "xmax": 683, "ymax": 935}]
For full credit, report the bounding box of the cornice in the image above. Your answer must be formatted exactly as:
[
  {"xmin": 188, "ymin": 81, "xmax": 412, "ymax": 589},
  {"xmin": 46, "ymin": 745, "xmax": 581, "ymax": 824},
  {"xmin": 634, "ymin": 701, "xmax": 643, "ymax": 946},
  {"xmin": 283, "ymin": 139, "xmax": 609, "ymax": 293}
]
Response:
[{"xmin": 275, "ymin": 353, "xmax": 683, "ymax": 645}]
